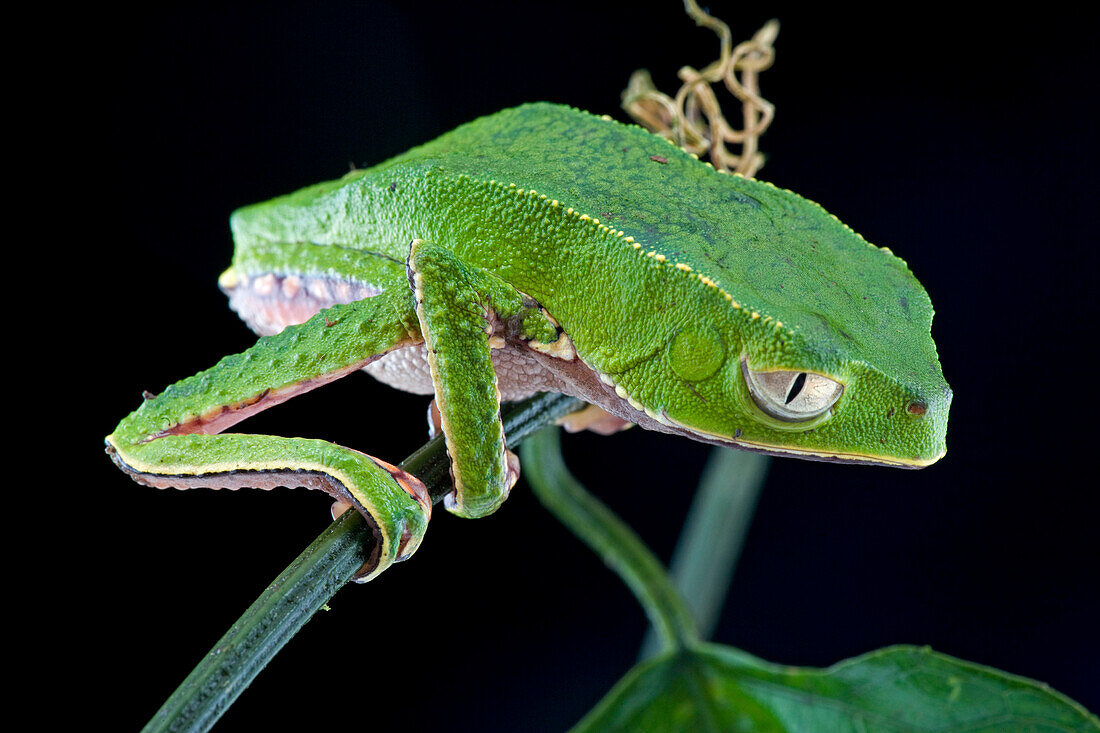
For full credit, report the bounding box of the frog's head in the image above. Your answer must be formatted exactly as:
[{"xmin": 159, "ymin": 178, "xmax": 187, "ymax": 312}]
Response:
[
  {"xmin": 714, "ymin": 344, "xmax": 953, "ymax": 468},
  {"xmin": 609, "ymin": 177, "xmax": 951, "ymax": 468},
  {"xmin": 619, "ymin": 315, "xmax": 950, "ymax": 468}
]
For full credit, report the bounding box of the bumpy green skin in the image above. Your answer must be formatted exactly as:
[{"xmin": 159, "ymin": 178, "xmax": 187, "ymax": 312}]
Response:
[
  {"xmin": 229, "ymin": 103, "xmax": 950, "ymax": 464},
  {"xmin": 107, "ymin": 290, "xmax": 431, "ymax": 581},
  {"xmin": 407, "ymin": 238, "xmax": 560, "ymax": 518},
  {"xmin": 107, "ymin": 103, "xmax": 950, "ymax": 580}
]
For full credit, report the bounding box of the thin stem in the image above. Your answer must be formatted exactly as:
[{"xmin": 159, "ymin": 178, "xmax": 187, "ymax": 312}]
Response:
[
  {"xmin": 639, "ymin": 447, "xmax": 768, "ymax": 660},
  {"xmin": 520, "ymin": 426, "xmax": 699, "ymax": 653},
  {"xmin": 142, "ymin": 509, "xmax": 372, "ymax": 733},
  {"xmin": 143, "ymin": 392, "xmax": 584, "ymax": 733}
]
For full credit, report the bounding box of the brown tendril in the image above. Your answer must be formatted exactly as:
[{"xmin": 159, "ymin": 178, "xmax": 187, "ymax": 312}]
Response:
[{"xmin": 622, "ymin": 0, "xmax": 778, "ymax": 177}]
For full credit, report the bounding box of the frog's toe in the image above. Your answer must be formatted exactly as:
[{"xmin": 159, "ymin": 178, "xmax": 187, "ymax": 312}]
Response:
[
  {"xmin": 505, "ymin": 449, "xmax": 521, "ymax": 491},
  {"xmin": 558, "ymin": 404, "xmax": 634, "ymax": 435},
  {"xmin": 441, "ymin": 449, "xmax": 520, "ymax": 518},
  {"xmin": 427, "ymin": 398, "xmax": 442, "ymax": 439}
]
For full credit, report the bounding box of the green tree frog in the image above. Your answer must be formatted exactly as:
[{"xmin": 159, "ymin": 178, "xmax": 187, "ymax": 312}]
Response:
[{"xmin": 106, "ymin": 103, "xmax": 951, "ymax": 582}]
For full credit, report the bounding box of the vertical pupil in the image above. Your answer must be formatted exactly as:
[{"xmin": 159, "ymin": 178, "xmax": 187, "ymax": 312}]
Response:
[{"xmin": 785, "ymin": 372, "xmax": 807, "ymax": 405}]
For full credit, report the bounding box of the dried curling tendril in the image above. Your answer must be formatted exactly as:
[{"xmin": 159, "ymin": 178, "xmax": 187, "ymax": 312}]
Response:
[{"xmin": 622, "ymin": 0, "xmax": 779, "ymax": 177}]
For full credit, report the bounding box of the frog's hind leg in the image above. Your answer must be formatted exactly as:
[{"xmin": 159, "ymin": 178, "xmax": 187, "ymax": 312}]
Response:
[{"xmin": 105, "ymin": 287, "xmax": 430, "ymax": 582}]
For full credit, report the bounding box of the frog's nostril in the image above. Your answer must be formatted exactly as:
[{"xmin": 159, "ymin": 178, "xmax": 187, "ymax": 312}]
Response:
[{"xmin": 906, "ymin": 399, "xmax": 927, "ymax": 417}]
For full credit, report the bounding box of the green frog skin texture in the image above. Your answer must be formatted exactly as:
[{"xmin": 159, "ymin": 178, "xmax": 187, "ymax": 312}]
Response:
[{"xmin": 106, "ymin": 103, "xmax": 951, "ymax": 581}]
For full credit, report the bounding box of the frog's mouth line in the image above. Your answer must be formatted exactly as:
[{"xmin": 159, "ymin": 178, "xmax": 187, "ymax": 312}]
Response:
[
  {"xmin": 652, "ymin": 414, "xmax": 943, "ymax": 468},
  {"xmin": 686, "ymin": 429, "xmax": 941, "ymax": 468},
  {"xmin": 627, "ymin": 409, "xmax": 939, "ymax": 468}
]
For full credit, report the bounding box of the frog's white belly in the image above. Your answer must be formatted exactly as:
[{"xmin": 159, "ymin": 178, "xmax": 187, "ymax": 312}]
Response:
[
  {"xmin": 364, "ymin": 342, "xmax": 565, "ymax": 401},
  {"xmin": 223, "ymin": 273, "xmax": 686, "ymax": 438},
  {"xmin": 226, "ymin": 274, "xmax": 575, "ymax": 401},
  {"xmin": 224, "ymin": 272, "xmax": 383, "ymax": 338}
]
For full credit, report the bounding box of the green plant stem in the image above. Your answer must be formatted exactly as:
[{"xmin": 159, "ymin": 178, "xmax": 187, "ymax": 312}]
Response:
[
  {"xmin": 639, "ymin": 447, "xmax": 768, "ymax": 660},
  {"xmin": 521, "ymin": 426, "xmax": 699, "ymax": 653},
  {"xmin": 143, "ymin": 392, "xmax": 584, "ymax": 733}
]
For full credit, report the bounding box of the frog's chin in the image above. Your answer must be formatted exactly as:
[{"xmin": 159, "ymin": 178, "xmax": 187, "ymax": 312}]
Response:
[
  {"xmin": 660, "ymin": 419, "xmax": 944, "ymax": 469},
  {"xmin": 719, "ymin": 440, "xmax": 944, "ymax": 469}
]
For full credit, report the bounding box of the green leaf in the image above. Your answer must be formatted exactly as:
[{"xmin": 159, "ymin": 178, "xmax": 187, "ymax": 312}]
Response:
[{"xmin": 574, "ymin": 643, "xmax": 1099, "ymax": 732}]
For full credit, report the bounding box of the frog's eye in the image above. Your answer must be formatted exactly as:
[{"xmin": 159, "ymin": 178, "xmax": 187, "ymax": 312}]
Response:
[{"xmin": 741, "ymin": 359, "xmax": 843, "ymax": 422}]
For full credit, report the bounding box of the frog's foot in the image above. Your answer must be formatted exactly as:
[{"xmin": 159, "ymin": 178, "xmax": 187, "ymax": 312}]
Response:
[
  {"xmin": 558, "ymin": 404, "xmax": 635, "ymax": 435},
  {"xmin": 425, "ymin": 397, "xmax": 519, "ymax": 508},
  {"xmin": 513, "ymin": 301, "xmax": 576, "ymax": 362},
  {"xmin": 427, "ymin": 398, "xmax": 442, "ymax": 440},
  {"xmin": 331, "ymin": 500, "xmax": 353, "ymax": 519},
  {"xmin": 442, "ymin": 448, "xmax": 521, "ymax": 515}
]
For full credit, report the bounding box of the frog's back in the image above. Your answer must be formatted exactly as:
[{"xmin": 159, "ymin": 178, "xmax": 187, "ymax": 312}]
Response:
[
  {"xmin": 231, "ymin": 103, "xmax": 940, "ymax": 390},
  {"xmin": 387, "ymin": 104, "xmax": 936, "ymax": 383}
]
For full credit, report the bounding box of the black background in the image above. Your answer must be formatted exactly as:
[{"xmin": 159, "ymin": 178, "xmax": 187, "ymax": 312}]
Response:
[{"xmin": 62, "ymin": 2, "xmax": 1098, "ymax": 729}]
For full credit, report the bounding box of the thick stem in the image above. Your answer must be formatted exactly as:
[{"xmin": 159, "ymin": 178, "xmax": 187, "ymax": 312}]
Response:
[
  {"xmin": 142, "ymin": 392, "xmax": 584, "ymax": 733},
  {"xmin": 521, "ymin": 426, "xmax": 699, "ymax": 653},
  {"xmin": 639, "ymin": 447, "xmax": 768, "ymax": 660}
]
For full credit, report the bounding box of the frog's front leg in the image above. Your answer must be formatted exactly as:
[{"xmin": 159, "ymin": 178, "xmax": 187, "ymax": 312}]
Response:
[
  {"xmin": 105, "ymin": 288, "xmax": 431, "ymax": 582},
  {"xmin": 406, "ymin": 239, "xmax": 562, "ymax": 518}
]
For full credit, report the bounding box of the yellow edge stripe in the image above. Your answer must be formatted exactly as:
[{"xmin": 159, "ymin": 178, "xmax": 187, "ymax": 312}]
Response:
[
  {"xmin": 654, "ymin": 417, "xmax": 943, "ymax": 468},
  {"xmin": 113, "ymin": 449, "xmax": 396, "ymax": 547},
  {"xmin": 734, "ymin": 439, "xmax": 944, "ymax": 468},
  {"xmin": 472, "ymin": 174, "xmax": 792, "ymax": 338}
]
